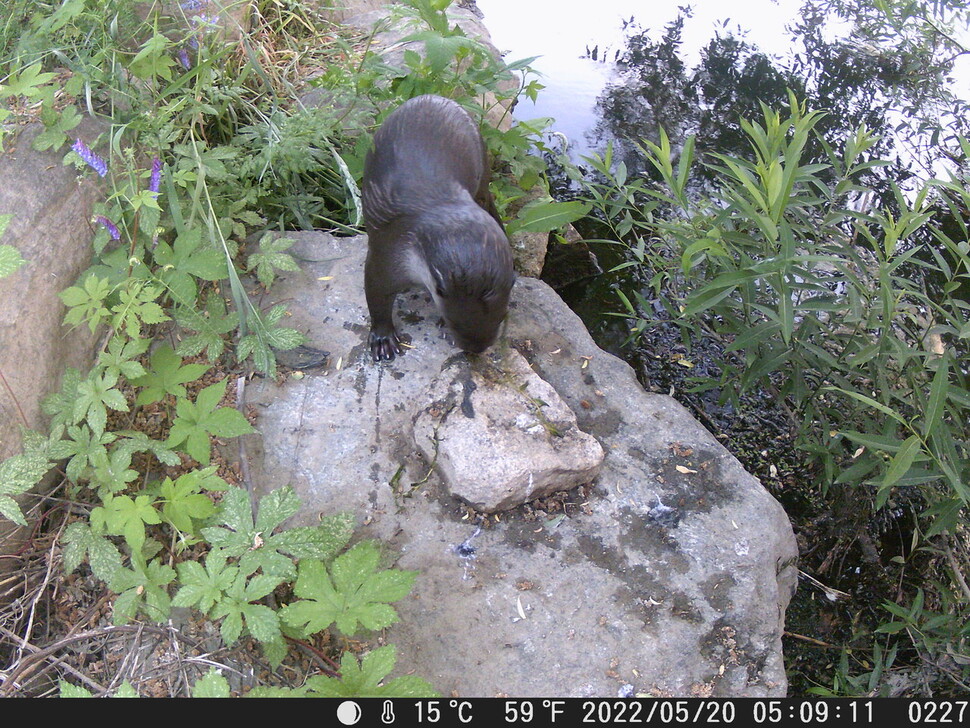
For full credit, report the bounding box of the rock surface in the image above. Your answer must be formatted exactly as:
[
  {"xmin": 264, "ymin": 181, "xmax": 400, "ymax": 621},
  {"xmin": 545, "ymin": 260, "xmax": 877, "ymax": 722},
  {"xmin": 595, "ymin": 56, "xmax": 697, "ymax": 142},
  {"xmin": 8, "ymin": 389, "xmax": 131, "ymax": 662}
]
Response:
[
  {"xmin": 241, "ymin": 231, "xmax": 799, "ymax": 697},
  {"xmin": 0, "ymin": 118, "xmax": 103, "ymax": 557}
]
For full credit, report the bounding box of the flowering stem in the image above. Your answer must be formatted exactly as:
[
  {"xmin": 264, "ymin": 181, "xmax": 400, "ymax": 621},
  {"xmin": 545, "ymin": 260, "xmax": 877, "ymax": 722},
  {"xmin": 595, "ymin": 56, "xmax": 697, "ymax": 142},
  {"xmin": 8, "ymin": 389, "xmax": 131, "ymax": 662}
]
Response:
[{"xmin": 127, "ymin": 208, "xmax": 140, "ymax": 276}]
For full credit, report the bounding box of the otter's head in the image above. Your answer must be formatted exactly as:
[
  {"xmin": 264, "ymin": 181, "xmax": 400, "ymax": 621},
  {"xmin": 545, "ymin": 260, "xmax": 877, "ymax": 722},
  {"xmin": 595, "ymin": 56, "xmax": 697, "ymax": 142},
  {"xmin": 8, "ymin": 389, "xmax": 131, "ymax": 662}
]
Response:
[
  {"xmin": 422, "ymin": 212, "xmax": 515, "ymax": 355},
  {"xmin": 436, "ymin": 278, "xmax": 514, "ymax": 354}
]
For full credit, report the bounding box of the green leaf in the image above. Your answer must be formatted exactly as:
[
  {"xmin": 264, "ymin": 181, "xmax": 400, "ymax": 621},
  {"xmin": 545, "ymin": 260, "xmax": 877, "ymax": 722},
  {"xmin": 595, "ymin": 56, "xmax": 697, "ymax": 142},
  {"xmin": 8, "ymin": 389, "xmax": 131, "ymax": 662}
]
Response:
[
  {"xmin": 682, "ymin": 272, "xmax": 756, "ymax": 316},
  {"xmin": 202, "ymin": 488, "xmax": 353, "ymax": 579},
  {"xmin": 0, "ymin": 428, "xmax": 55, "ymax": 526},
  {"xmin": 154, "ymin": 227, "xmax": 230, "ymax": 303},
  {"xmin": 128, "ymin": 33, "xmax": 176, "ymax": 82},
  {"xmin": 97, "ymin": 336, "xmax": 150, "ymax": 382},
  {"xmin": 1, "ymin": 64, "xmax": 56, "ymax": 102},
  {"xmin": 209, "ymin": 570, "xmax": 284, "ymax": 646},
  {"xmin": 113, "ymin": 431, "xmax": 181, "ymax": 467},
  {"xmin": 61, "ymin": 520, "xmax": 124, "ymax": 582},
  {"xmin": 173, "ymin": 550, "xmax": 237, "ymax": 614},
  {"xmin": 99, "ymin": 492, "xmax": 162, "ymax": 552},
  {"xmin": 58, "ymin": 681, "xmax": 94, "ymax": 698},
  {"xmin": 110, "ymin": 281, "xmax": 169, "ymax": 339},
  {"xmin": 43, "ymin": 368, "xmax": 83, "ymax": 429},
  {"xmin": 165, "ymin": 378, "xmax": 253, "ymax": 464},
  {"xmin": 248, "ymin": 233, "xmax": 300, "ymax": 289},
  {"xmin": 874, "ymin": 621, "xmax": 908, "ymax": 634},
  {"xmin": 192, "ymin": 669, "xmax": 231, "ymax": 698},
  {"xmin": 74, "ymin": 370, "xmax": 129, "ymax": 439},
  {"xmin": 131, "ymin": 343, "xmax": 209, "ymax": 405},
  {"xmin": 155, "ymin": 473, "xmax": 219, "ymax": 533},
  {"xmin": 173, "ymin": 295, "xmax": 238, "ymax": 361},
  {"xmin": 881, "ymin": 434, "xmax": 923, "ymax": 490},
  {"xmin": 33, "ymin": 104, "xmax": 82, "ymax": 151},
  {"xmin": 49, "ymin": 424, "xmax": 115, "ymax": 482},
  {"xmin": 506, "ymin": 200, "xmax": 590, "ymax": 235},
  {"xmin": 280, "ymin": 542, "xmax": 416, "ymax": 638},
  {"xmin": 60, "ymin": 274, "xmax": 112, "ymax": 334},
  {"xmin": 107, "ymin": 556, "xmax": 175, "ymax": 624},
  {"xmin": 0, "ymin": 244, "xmax": 26, "ymax": 279},
  {"xmin": 921, "ymin": 356, "xmax": 949, "ymax": 439},
  {"xmin": 87, "ymin": 447, "xmax": 139, "ymax": 494},
  {"xmin": 271, "ymin": 645, "xmax": 437, "ymax": 697},
  {"xmin": 822, "ymin": 387, "xmax": 907, "ymax": 426}
]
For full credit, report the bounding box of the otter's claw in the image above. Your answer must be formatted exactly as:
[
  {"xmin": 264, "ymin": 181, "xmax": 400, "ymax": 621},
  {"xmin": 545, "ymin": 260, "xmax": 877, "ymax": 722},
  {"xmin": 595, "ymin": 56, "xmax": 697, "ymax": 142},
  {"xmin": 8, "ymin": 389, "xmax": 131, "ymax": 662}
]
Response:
[{"xmin": 369, "ymin": 329, "xmax": 406, "ymax": 362}]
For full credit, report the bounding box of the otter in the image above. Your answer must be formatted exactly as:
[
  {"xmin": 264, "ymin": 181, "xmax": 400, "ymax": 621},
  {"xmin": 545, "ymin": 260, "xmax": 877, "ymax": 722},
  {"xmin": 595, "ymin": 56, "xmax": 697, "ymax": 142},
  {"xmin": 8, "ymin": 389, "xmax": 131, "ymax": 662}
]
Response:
[{"xmin": 361, "ymin": 94, "xmax": 515, "ymax": 362}]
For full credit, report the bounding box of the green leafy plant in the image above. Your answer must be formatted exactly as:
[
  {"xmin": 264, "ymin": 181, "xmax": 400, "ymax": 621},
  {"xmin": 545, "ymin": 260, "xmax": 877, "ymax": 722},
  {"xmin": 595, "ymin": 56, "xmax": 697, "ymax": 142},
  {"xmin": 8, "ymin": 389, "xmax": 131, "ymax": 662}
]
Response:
[
  {"xmin": 0, "ymin": 0, "xmax": 553, "ymax": 697},
  {"xmin": 247, "ymin": 232, "xmax": 299, "ymax": 289},
  {"xmin": 130, "ymin": 343, "xmax": 210, "ymax": 406},
  {"xmin": 248, "ymin": 645, "xmax": 437, "ymax": 698},
  {"xmin": 0, "ymin": 429, "xmax": 55, "ymax": 526},
  {"xmin": 164, "ymin": 377, "xmax": 253, "ymax": 465},
  {"xmin": 0, "ymin": 214, "xmax": 25, "ymax": 278},
  {"xmin": 280, "ymin": 542, "xmax": 417, "ymax": 637},
  {"xmin": 201, "ymin": 487, "xmax": 353, "ymax": 580},
  {"xmin": 580, "ymin": 93, "xmax": 970, "ymax": 693}
]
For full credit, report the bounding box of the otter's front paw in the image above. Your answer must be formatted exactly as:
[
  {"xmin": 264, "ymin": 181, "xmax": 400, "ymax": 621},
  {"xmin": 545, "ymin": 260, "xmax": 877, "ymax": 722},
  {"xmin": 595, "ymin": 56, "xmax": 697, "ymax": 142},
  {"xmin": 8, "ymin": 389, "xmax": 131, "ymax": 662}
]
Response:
[{"xmin": 369, "ymin": 328, "xmax": 406, "ymax": 362}]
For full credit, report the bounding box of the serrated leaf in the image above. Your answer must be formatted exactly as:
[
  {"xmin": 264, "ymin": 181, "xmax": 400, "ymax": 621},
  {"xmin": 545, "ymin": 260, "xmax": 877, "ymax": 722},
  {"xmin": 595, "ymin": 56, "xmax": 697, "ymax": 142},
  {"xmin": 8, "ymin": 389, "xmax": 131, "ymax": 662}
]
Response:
[
  {"xmin": 58, "ymin": 680, "xmax": 94, "ymax": 698},
  {"xmin": 131, "ymin": 344, "xmax": 209, "ymax": 405},
  {"xmin": 0, "ymin": 495, "xmax": 27, "ymax": 526},
  {"xmin": 253, "ymin": 485, "xmax": 301, "ymax": 534},
  {"xmin": 241, "ymin": 603, "xmax": 281, "ymax": 643},
  {"xmin": 173, "ymin": 551, "xmax": 236, "ymax": 613},
  {"xmin": 281, "ymin": 543, "xmax": 416, "ymax": 638},
  {"xmin": 205, "ymin": 407, "xmax": 255, "ymax": 438},
  {"xmin": 101, "ymin": 493, "xmax": 161, "ymax": 551},
  {"xmin": 114, "ymin": 431, "xmax": 181, "ymax": 467},
  {"xmin": 165, "ymin": 378, "xmax": 252, "ymax": 464},
  {"xmin": 192, "ymin": 669, "xmax": 231, "ymax": 698},
  {"xmin": 108, "ymin": 556, "xmax": 175, "ymax": 624},
  {"xmin": 210, "ymin": 569, "xmax": 284, "ymax": 645},
  {"xmin": 261, "ymin": 637, "xmax": 289, "ymax": 669},
  {"xmin": 294, "ymin": 645, "xmax": 438, "ymax": 697},
  {"xmin": 0, "ymin": 244, "xmax": 26, "ymax": 278}
]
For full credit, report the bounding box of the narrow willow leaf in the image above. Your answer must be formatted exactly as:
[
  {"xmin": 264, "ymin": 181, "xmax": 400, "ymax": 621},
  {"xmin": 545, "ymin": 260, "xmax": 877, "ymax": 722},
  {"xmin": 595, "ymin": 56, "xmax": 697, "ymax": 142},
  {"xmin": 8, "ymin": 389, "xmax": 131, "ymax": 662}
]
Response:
[
  {"xmin": 882, "ymin": 435, "xmax": 922, "ymax": 489},
  {"xmin": 921, "ymin": 357, "xmax": 949, "ymax": 439},
  {"xmin": 823, "ymin": 387, "xmax": 907, "ymax": 426},
  {"xmin": 506, "ymin": 200, "xmax": 590, "ymax": 235}
]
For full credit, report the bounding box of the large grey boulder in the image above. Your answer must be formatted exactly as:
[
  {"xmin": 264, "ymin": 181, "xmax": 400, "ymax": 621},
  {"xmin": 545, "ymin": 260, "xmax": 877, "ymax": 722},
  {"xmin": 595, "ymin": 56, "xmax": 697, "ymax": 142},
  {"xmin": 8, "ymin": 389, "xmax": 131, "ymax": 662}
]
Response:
[
  {"xmin": 0, "ymin": 119, "xmax": 103, "ymax": 562},
  {"xmin": 241, "ymin": 231, "xmax": 798, "ymax": 697}
]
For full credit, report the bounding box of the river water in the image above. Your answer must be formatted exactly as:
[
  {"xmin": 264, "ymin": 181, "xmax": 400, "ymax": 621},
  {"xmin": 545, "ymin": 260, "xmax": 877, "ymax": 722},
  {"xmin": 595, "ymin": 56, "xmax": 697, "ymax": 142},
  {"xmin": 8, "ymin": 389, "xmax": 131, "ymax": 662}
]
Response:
[{"xmin": 475, "ymin": 0, "xmax": 825, "ymax": 161}]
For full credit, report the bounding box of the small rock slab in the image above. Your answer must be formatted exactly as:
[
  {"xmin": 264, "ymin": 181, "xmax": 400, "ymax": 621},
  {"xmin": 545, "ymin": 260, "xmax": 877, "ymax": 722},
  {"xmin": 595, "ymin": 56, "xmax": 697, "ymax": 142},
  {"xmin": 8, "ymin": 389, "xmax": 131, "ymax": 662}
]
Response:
[{"xmin": 414, "ymin": 349, "xmax": 604, "ymax": 511}]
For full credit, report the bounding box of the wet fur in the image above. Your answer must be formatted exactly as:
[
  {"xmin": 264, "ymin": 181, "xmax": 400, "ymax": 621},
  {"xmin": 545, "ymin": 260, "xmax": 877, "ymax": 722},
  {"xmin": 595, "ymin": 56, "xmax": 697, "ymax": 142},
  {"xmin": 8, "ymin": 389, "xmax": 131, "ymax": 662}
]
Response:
[{"xmin": 362, "ymin": 95, "xmax": 515, "ymax": 361}]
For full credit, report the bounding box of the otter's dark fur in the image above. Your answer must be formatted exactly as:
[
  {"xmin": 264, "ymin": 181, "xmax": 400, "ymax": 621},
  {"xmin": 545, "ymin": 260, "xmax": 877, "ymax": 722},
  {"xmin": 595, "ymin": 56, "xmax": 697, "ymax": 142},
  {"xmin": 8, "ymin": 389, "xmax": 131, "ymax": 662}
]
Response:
[{"xmin": 361, "ymin": 94, "xmax": 515, "ymax": 361}]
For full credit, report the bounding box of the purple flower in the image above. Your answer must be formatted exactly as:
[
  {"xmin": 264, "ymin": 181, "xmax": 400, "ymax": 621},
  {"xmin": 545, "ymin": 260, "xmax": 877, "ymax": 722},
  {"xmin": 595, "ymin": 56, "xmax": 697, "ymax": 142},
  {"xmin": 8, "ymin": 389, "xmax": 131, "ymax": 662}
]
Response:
[
  {"xmin": 95, "ymin": 215, "xmax": 120, "ymax": 240},
  {"xmin": 72, "ymin": 138, "xmax": 108, "ymax": 178},
  {"xmin": 180, "ymin": 0, "xmax": 207, "ymax": 10},
  {"xmin": 193, "ymin": 14, "xmax": 220, "ymax": 30},
  {"xmin": 149, "ymin": 157, "xmax": 162, "ymax": 196},
  {"xmin": 177, "ymin": 48, "xmax": 191, "ymax": 69}
]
